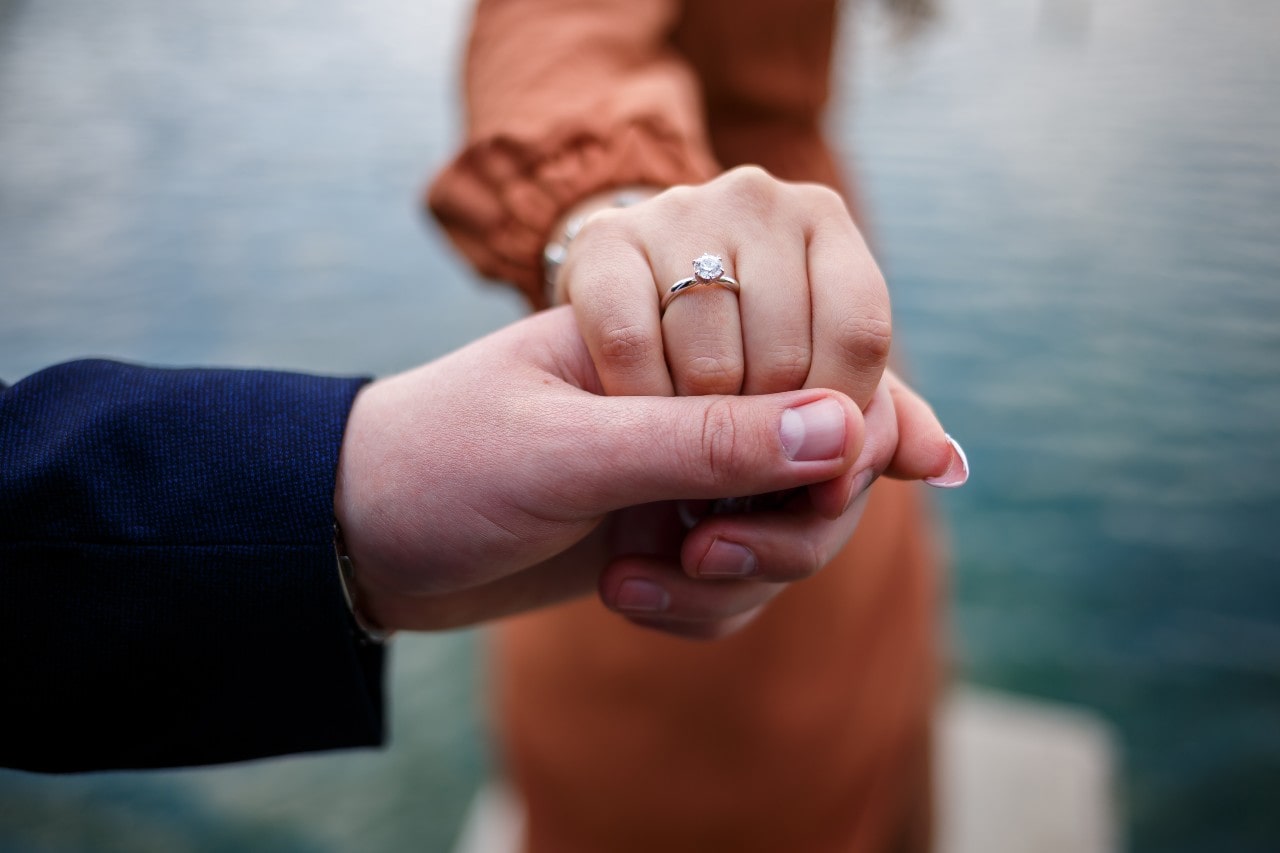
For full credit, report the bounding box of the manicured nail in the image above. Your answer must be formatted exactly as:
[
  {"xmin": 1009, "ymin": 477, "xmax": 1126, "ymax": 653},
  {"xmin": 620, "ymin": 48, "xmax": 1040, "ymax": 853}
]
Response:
[
  {"xmin": 614, "ymin": 579, "xmax": 670, "ymax": 613},
  {"xmin": 780, "ymin": 398, "xmax": 846, "ymax": 461},
  {"xmin": 697, "ymin": 538, "xmax": 757, "ymax": 578},
  {"xmin": 925, "ymin": 434, "xmax": 970, "ymax": 489}
]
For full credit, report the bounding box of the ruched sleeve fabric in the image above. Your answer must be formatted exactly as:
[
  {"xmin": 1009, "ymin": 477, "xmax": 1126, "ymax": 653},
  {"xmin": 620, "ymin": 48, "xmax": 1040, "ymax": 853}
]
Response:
[
  {"xmin": 428, "ymin": 0, "xmax": 722, "ymax": 305},
  {"xmin": 0, "ymin": 360, "xmax": 384, "ymax": 772}
]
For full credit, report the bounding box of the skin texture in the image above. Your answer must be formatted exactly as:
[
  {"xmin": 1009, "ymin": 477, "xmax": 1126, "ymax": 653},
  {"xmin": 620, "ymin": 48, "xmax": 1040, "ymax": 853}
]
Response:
[{"xmin": 332, "ymin": 307, "xmax": 959, "ymax": 637}]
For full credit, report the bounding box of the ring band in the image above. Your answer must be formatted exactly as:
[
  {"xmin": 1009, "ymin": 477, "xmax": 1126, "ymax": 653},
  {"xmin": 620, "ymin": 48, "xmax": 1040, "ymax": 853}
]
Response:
[
  {"xmin": 662, "ymin": 275, "xmax": 741, "ymax": 314},
  {"xmin": 661, "ymin": 254, "xmax": 741, "ymax": 316}
]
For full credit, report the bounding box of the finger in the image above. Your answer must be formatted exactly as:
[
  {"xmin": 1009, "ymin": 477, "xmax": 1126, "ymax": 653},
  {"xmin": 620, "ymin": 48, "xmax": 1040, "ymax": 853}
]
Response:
[
  {"xmin": 571, "ymin": 389, "xmax": 865, "ymax": 510},
  {"xmin": 620, "ymin": 607, "xmax": 766, "ymax": 640},
  {"xmin": 736, "ymin": 228, "xmax": 813, "ymax": 395},
  {"xmin": 659, "ymin": 252, "xmax": 745, "ymax": 396},
  {"xmin": 802, "ymin": 187, "xmax": 892, "ymax": 410},
  {"xmin": 369, "ymin": 528, "xmax": 606, "ymax": 631},
  {"xmin": 882, "ymin": 371, "xmax": 970, "ymax": 487},
  {"xmin": 599, "ymin": 555, "xmax": 786, "ymax": 624},
  {"xmin": 925, "ymin": 436, "xmax": 969, "ymax": 488},
  {"xmin": 562, "ymin": 210, "xmax": 675, "ymax": 397},
  {"xmin": 663, "ymin": 166, "xmax": 811, "ymax": 396},
  {"xmin": 679, "ymin": 487, "xmax": 874, "ymax": 583},
  {"xmin": 806, "ymin": 377, "xmax": 899, "ymax": 518}
]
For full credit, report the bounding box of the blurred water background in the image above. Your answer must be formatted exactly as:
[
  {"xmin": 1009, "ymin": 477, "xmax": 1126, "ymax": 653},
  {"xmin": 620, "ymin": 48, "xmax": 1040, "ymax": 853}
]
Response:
[{"xmin": 1, "ymin": 0, "xmax": 1276, "ymax": 851}]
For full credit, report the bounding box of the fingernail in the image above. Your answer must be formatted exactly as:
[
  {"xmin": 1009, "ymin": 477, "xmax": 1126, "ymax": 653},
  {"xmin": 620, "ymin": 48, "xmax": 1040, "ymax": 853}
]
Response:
[
  {"xmin": 614, "ymin": 579, "xmax": 670, "ymax": 613},
  {"xmin": 845, "ymin": 468, "xmax": 878, "ymax": 513},
  {"xmin": 697, "ymin": 538, "xmax": 757, "ymax": 578},
  {"xmin": 780, "ymin": 398, "xmax": 846, "ymax": 461},
  {"xmin": 925, "ymin": 434, "xmax": 970, "ymax": 489}
]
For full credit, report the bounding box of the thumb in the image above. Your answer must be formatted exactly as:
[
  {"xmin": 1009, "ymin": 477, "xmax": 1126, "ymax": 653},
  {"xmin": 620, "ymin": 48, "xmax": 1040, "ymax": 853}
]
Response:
[{"xmin": 570, "ymin": 389, "xmax": 865, "ymax": 510}]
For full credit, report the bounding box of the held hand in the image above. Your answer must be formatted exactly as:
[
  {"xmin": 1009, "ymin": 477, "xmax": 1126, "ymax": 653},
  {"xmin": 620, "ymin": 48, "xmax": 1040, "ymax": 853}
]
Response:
[
  {"xmin": 556, "ymin": 166, "xmax": 891, "ymax": 409},
  {"xmin": 332, "ymin": 307, "xmax": 868, "ymax": 633},
  {"xmin": 600, "ymin": 367, "xmax": 969, "ymax": 639}
]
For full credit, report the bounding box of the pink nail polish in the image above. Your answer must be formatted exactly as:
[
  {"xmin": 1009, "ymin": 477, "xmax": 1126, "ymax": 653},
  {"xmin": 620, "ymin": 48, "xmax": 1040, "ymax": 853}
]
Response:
[
  {"xmin": 780, "ymin": 398, "xmax": 846, "ymax": 461},
  {"xmin": 925, "ymin": 434, "xmax": 970, "ymax": 489}
]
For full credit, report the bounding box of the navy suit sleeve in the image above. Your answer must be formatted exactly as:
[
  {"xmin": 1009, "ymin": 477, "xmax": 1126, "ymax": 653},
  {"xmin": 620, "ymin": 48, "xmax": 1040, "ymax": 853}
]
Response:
[{"xmin": 0, "ymin": 360, "xmax": 385, "ymax": 772}]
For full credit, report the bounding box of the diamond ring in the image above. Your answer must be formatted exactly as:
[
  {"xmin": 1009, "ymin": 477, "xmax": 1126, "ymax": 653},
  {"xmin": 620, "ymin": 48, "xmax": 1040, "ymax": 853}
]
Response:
[{"xmin": 660, "ymin": 253, "xmax": 741, "ymax": 317}]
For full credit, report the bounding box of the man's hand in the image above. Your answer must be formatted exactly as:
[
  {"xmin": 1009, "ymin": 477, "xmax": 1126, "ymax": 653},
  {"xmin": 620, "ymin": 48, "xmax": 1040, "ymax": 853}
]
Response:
[{"xmin": 333, "ymin": 307, "xmax": 870, "ymax": 635}]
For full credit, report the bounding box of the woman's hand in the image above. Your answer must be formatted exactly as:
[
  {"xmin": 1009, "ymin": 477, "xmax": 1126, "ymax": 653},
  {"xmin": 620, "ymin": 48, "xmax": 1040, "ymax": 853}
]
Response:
[{"xmin": 556, "ymin": 166, "xmax": 892, "ymax": 410}]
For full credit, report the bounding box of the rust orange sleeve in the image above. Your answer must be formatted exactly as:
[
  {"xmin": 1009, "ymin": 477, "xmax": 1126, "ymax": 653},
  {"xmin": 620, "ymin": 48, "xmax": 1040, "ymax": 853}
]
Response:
[{"xmin": 428, "ymin": 0, "xmax": 721, "ymax": 306}]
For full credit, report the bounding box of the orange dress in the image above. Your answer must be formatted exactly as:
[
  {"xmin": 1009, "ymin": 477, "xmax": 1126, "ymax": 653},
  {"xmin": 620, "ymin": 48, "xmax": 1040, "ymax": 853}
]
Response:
[{"xmin": 430, "ymin": 2, "xmax": 943, "ymax": 850}]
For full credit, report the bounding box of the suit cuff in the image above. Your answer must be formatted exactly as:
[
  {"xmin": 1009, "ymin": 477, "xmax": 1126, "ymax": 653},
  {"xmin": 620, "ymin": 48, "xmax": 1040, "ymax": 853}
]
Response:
[{"xmin": 0, "ymin": 361, "xmax": 386, "ymax": 771}]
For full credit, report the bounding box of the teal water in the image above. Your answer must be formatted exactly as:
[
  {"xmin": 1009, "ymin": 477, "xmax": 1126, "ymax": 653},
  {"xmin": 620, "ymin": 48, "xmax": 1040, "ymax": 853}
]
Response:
[
  {"xmin": 845, "ymin": 4, "xmax": 1280, "ymax": 850},
  {"xmin": 1, "ymin": 1, "xmax": 1277, "ymax": 851}
]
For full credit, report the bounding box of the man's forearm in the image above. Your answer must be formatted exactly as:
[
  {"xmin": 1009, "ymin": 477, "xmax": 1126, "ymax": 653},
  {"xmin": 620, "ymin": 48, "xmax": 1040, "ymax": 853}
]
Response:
[{"xmin": 0, "ymin": 360, "xmax": 384, "ymax": 772}]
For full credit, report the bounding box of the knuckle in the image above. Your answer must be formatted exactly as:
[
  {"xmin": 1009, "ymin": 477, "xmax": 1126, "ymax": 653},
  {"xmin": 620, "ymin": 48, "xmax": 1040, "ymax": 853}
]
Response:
[
  {"xmin": 697, "ymin": 397, "xmax": 744, "ymax": 491},
  {"xmin": 597, "ymin": 321, "xmax": 659, "ymax": 374},
  {"xmin": 805, "ymin": 182, "xmax": 850, "ymax": 216},
  {"xmin": 679, "ymin": 352, "xmax": 745, "ymax": 396},
  {"xmin": 719, "ymin": 164, "xmax": 781, "ymax": 208},
  {"xmin": 565, "ymin": 210, "xmax": 634, "ymax": 261},
  {"xmin": 833, "ymin": 312, "xmax": 893, "ymax": 371},
  {"xmin": 725, "ymin": 163, "xmax": 773, "ymax": 186},
  {"xmin": 569, "ymin": 208, "xmax": 632, "ymax": 252},
  {"xmin": 562, "ymin": 225, "xmax": 640, "ymax": 294},
  {"xmin": 755, "ymin": 342, "xmax": 812, "ymax": 392},
  {"xmin": 571, "ymin": 214, "xmax": 606, "ymax": 248},
  {"xmin": 654, "ymin": 183, "xmax": 700, "ymax": 218}
]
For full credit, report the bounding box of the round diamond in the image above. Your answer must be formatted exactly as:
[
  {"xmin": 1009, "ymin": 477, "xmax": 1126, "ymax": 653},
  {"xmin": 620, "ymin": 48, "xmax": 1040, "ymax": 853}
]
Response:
[{"xmin": 693, "ymin": 253, "xmax": 724, "ymax": 281}]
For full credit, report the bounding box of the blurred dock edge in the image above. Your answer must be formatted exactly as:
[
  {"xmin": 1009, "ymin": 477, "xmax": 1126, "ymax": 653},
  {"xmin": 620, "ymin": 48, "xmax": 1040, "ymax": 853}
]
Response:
[{"xmin": 453, "ymin": 686, "xmax": 1122, "ymax": 853}]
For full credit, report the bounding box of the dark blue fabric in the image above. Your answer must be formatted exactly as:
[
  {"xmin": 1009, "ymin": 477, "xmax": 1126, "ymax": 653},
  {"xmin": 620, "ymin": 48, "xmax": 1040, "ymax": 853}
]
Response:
[{"xmin": 0, "ymin": 360, "xmax": 385, "ymax": 772}]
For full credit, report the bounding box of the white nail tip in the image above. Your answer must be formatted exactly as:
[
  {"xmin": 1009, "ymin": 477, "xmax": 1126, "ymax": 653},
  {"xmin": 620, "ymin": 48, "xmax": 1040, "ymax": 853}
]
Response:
[{"xmin": 925, "ymin": 433, "xmax": 969, "ymax": 489}]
